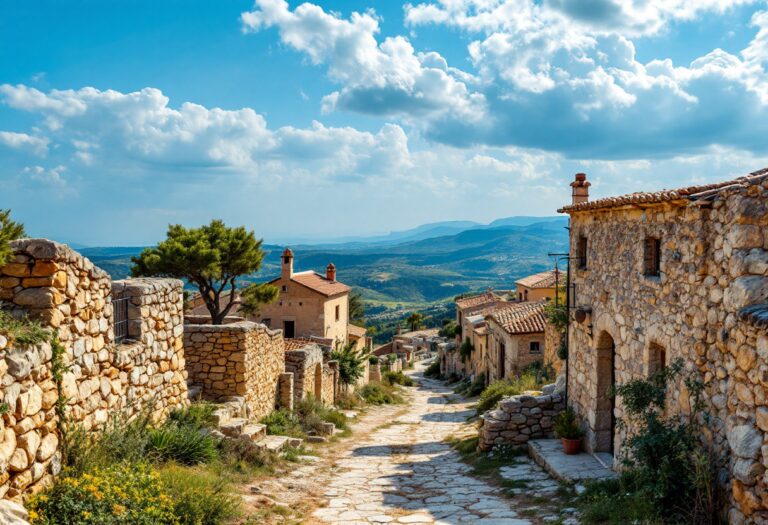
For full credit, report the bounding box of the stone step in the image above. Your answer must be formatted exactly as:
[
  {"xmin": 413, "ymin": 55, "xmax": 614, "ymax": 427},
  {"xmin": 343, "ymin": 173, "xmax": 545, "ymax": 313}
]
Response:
[
  {"xmin": 256, "ymin": 435, "xmax": 290, "ymax": 453},
  {"xmin": 219, "ymin": 418, "xmax": 248, "ymax": 437},
  {"xmin": 286, "ymin": 437, "xmax": 303, "ymax": 448},
  {"xmin": 240, "ymin": 423, "xmax": 267, "ymax": 442},
  {"xmin": 211, "ymin": 408, "xmax": 234, "ymax": 426}
]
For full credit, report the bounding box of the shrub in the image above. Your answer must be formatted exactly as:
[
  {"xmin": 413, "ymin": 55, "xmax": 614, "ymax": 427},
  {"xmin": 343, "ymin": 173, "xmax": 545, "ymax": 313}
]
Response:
[
  {"xmin": 387, "ymin": 353, "xmax": 397, "ymax": 363},
  {"xmin": 0, "ymin": 209, "xmax": 24, "ymax": 265},
  {"xmin": 368, "ymin": 355, "xmax": 379, "ymax": 364},
  {"xmin": 383, "ymin": 370, "xmax": 414, "ymax": 387},
  {"xmin": 28, "ymin": 462, "xmax": 177, "ymax": 525},
  {"xmin": 0, "ymin": 311, "xmax": 50, "ymax": 347},
  {"xmin": 438, "ymin": 320, "xmax": 459, "ymax": 338},
  {"xmin": 335, "ymin": 390, "xmax": 365, "ymax": 410},
  {"xmin": 159, "ymin": 464, "xmax": 240, "ymax": 525},
  {"xmin": 148, "ymin": 424, "xmax": 219, "ymax": 465},
  {"xmin": 331, "ymin": 342, "xmax": 367, "ymax": 388},
  {"xmin": 577, "ymin": 359, "xmax": 720, "ymax": 524},
  {"xmin": 475, "ymin": 373, "xmax": 540, "ymax": 414},
  {"xmin": 454, "ymin": 374, "xmax": 485, "ymax": 397},
  {"xmin": 459, "ymin": 337, "xmax": 473, "ymax": 362},
  {"xmin": 359, "ymin": 382, "xmax": 404, "ymax": 405},
  {"xmin": 260, "ymin": 408, "xmax": 304, "ymax": 438},
  {"xmin": 295, "ymin": 396, "xmax": 349, "ymax": 433},
  {"xmin": 423, "ymin": 360, "xmax": 442, "ymax": 378},
  {"xmin": 168, "ymin": 402, "xmax": 217, "ymax": 430},
  {"xmin": 554, "ymin": 407, "xmax": 584, "ymax": 439}
]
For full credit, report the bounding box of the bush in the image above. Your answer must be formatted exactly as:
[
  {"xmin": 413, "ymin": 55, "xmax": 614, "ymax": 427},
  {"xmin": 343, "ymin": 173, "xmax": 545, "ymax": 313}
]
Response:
[
  {"xmin": 335, "ymin": 390, "xmax": 365, "ymax": 410},
  {"xmin": 438, "ymin": 320, "xmax": 459, "ymax": 338},
  {"xmin": 28, "ymin": 462, "xmax": 177, "ymax": 525},
  {"xmin": 331, "ymin": 342, "xmax": 368, "ymax": 388},
  {"xmin": 454, "ymin": 374, "xmax": 485, "ymax": 397},
  {"xmin": 168, "ymin": 402, "xmax": 217, "ymax": 430},
  {"xmin": 383, "ymin": 370, "xmax": 414, "ymax": 387},
  {"xmin": 159, "ymin": 464, "xmax": 240, "ymax": 525},
  {"xmin": 576, "ymin": 359, "xmax": 720, "ymax": 524},
  {"xmin": 475, "ymin": 373, "xmax": 540, "ymax": 414},
  {"xmin": 459, "ymin": 337, "xmax": 473, "ymax": 362},
  {"xmin": 423, "ymin": 360, "xmax": 442, "ymax": 378},
  {"xmin": 148, "ymin": 424, "xmax": 219, "ymax": 465},
  {"xmin": 260, "ymin": 408, "xmax": 304, "ymax": 438},
  {"xmin": 0, "ymin": 310, "xmax": 49, "ymax": 347},
  {"xmin": 359, "ymin": 382, "xmax": 404, "ymax": 405},
  {"xmin": 368, "ymin": 355, "xmax": 379, "ymax": 364},
  {"xmin": 295, "ymin": 396, "xmax": 349, "ymax": 433}
]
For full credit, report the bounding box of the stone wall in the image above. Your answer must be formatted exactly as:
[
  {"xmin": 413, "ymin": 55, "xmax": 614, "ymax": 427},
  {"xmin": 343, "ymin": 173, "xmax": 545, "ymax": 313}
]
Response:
[
  {"xmin": 478, "ymin": 387, "xmax": 566, "ymax": 451},
  {"xmin": 369, "ymin": 363, "xmax": 381, "ymax": 382},
  {"xmin": 564, "ymin": 172, "xmax": 768, "ymax": 523},
  {"xmin": 284, "ymin": 344, "xmax": 324, "ymax": 404},
  {"xmin": 183, "ymin": 321, "xmax": 285, "ymax": 420},
  {"xmin": 0, "ymin": 239, "xmax": 187, "ymax": 498},
  {"xmin": 322, "ymin": 361, "xmax": 338, "ymax": 405},
  {"xmin": 543, "ymin": 322, "xmax": 564, "ymax": 376}
]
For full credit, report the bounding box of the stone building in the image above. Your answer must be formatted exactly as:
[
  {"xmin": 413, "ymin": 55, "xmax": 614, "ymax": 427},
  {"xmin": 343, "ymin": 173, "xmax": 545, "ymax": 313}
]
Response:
[
  {"xmin": 485, "ymin": 300, "xmax": 548, "ymax": 382},
  {"xmin": 0, "ymin": 239, "xmax": 187, "ymax": 498},
  {"xmin": 514, "ymin": 270, "xmax": 561, "ymax": 302},
  {"xmin": 255, "ymin": 249, "xmax": 355, "ymax": 348},
  {"xmin": 451, "ymin": 291, "xmax": 507, "ymax": 378},
  {"xmin": 559, "ymin": 169, "xmax": 768, "ymax": 523}
]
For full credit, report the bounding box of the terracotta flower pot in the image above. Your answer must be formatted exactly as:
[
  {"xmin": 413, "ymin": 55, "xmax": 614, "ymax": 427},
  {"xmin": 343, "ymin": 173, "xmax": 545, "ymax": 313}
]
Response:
[{"xmin": 561, "ymin": 437, "xmax": 581, "ymax": 455}]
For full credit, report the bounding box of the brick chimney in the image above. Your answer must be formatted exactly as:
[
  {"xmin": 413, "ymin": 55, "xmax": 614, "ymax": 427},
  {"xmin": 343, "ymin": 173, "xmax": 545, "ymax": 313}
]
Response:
[
  {"xmin": 281, "ymin": 248, "xmax": 294, "ymax": 280},
  {"xmin": 571, "ymin": 173, "xmax": 590, "ymax": 205},
  {"xmin": 326, "ymin": 263, "xmax": 337, "ymax": 281}
]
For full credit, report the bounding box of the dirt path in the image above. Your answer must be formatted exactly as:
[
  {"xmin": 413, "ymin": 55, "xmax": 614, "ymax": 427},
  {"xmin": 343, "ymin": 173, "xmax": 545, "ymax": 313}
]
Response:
[{"xmin": 244, "ymin": 365, "xmax": 565, "ymax": 524}]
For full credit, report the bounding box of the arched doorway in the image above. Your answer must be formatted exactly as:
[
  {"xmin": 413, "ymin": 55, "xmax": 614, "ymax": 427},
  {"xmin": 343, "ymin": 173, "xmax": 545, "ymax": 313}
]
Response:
[
  {"xmin": 314, "ymin": 363, "xmax": 323, "ymax": 400},
  {"xmin": 595, "ymin": 331, "xmax": 616, "ymax": 454}
]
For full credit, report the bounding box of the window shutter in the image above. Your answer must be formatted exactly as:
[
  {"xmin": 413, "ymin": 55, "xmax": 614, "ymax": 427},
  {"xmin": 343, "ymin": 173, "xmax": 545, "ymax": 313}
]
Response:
[{"xmin": 643, "ymin": 238, "xmax": 654, "ymax": 274}]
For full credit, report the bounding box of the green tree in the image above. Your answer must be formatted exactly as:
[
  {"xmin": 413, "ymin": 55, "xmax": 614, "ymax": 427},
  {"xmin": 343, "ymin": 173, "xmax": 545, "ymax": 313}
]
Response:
[
  {"xmin": 348, "ymin": 291, "xmax": 365, "ymax": 324},
  {"xmin": 0, "ymin": 210, "xmax": 25, "ymax": 264},
  {"xmin": 331, "ymin": 341, "xmax": 367, "ymax": 389},
  {"xmin": 405, "ymin": 312, "xmax": 425, "ymax": 332},
  {"xmin": 438, "ymin": 320, "xmax": 459, "ymax": 338},
  {"xmin": 131, "ymin": 220, "xmax": 278, "ymax": 324}
]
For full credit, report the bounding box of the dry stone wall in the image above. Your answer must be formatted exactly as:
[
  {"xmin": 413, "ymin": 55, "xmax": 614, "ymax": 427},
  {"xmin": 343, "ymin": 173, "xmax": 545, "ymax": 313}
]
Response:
[
  {"xmin": 565, "ymin": 174, "xmax": 768, "ymax": 523},
  {"xmin": 478, "ymin": 387, "xmax": 566, "ymax": 451},
  {"xmin": 284, "ymin": 345, "xmax": 324, "ymax": 404},
  {"xmin": 0, "ymin": 239, "xmax": 187, "ymax": 499},
  {"xmin": 184, "ymin": 321, "xmax": 285, "ymax": 420}
]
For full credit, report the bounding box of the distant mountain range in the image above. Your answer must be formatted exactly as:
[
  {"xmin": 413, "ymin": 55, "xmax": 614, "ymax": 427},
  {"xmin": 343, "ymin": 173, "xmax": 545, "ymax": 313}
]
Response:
[{"xmin": 79, "ymin": 216, "xmax": 569, "ymax": 305}]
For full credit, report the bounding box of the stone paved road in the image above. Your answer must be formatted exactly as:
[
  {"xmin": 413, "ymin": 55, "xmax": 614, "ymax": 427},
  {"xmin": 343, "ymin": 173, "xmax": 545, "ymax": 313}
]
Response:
[{"xmin": 311, "ymin": 371, "xmax": 546, "ymax": 524}]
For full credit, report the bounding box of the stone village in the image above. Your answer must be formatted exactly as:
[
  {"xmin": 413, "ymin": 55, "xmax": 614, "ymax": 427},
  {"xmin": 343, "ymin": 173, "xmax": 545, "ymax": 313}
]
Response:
[{"xmin": 0, "ymin": 168, "xmax": 766, "ymax": 524}]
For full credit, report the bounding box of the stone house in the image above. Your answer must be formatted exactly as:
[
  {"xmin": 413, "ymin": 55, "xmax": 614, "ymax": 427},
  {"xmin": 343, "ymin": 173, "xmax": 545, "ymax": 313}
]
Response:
[
  {"xmin": 559, "ymin": 169, "xmax": 768, "ymax": 523},
  {"xmin": 485, "ymin": 300, "xmax": 548, "ymax": 382},
  {"xmin": 255, "ymin": 249, "xmax": 353, "ymax": 348},
  {"xmin": 451, "ymin": 291, "xmax": 507, "ymax": 378},
  {"xmin": 514, "ymin": 270, "xmax": 561, "ymax": 302}
]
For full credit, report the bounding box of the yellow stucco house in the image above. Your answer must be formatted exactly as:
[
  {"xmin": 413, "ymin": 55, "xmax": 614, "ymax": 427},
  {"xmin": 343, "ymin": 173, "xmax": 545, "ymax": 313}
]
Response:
[
  {"xmin": 255, "ymin": 249, "xmax": 355, "ymax": 348},
  {"xmin": 514, "ymin": 269, "xmax": 562, "ymax": 302}
]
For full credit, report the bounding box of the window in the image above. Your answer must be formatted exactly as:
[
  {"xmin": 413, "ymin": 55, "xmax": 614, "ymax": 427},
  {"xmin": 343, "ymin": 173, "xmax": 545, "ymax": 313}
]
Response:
[
  {"xmin": 644, "ymin": 237, "xmax": 661, "ymax": 276},
  {"xmin": 283, "ymin": 320, "xmax": 295, "ymax": 338},
  {"xmin": 577, "ymin": 235, "xmax": 588, "ymax": 269},
  {"xmin": 335, "ymin": 305, "xmax": 340, "ymax": 321},
  {"xmin": 262, "ymin": 318, "xmax": 271, "ymax": 327},
  {"xmin": 649, "ymin": 343, "xmax": 666, "ymax": 376},
  {"xmin": 530, "ymin": 341, "xmax": 541, "ymax": 353},
  {"xmin": 283, "ymin": 256, "xmax": 290, "ymax": 264},
  {"xmin": 498, "ymin": 342, "xmax": 506, "ymax": 379},
  {"xmin": 281, "ymin": 285, "xmax": 287, "ymax": 292}
]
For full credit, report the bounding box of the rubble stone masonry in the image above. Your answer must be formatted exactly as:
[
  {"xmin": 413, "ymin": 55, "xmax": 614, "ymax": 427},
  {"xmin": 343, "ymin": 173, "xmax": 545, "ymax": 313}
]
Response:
[
  {"xmin": 183, "ymin": 321, "xmax": 285, "ymax": 420},
  {"xmin": 564, "ymin": 173, "xmax": 768, "ymax": 523},
  {"xmin": 0, "ymin": 239, "xmax": 187, "ymax": 499}
]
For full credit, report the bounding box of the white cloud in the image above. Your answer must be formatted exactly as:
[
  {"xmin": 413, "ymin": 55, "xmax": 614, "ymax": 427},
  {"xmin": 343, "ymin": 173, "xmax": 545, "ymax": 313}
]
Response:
[
  {"xmin": 22, "ymin": 165, "xmax": 68, "ymax": 188},
  {"xmin": 241, "ymin": 0, "xmax": 485, "ymax": 121},
  {"xmin": 0, "ymin": 84, "xmax": 414, "ymax": 182},
  {"xmin": 0, "ymin": 131, "xmax": 49, "ymax": 156}
]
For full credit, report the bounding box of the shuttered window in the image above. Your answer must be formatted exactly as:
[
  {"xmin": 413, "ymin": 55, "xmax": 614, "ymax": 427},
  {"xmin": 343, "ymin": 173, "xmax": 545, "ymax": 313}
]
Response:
[
  {"xmin": 578, "ymin": 236, "xmax": 588, "ymax": 269},
  {"xmin": 644, "ymin": 237, "xmax": 661, "ymax": 276}
]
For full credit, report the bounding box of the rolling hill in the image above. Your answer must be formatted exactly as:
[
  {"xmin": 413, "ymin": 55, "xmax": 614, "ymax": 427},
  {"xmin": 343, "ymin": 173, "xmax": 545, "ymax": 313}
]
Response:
[{"xmin": 78, "ymin": 216, "xmax": 569, "ymax": 305}]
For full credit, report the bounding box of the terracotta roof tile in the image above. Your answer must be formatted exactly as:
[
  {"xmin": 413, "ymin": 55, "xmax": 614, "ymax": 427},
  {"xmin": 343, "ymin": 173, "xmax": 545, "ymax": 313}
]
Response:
[
  {"xmin": 559, "ymin": 168, "xmax": 768, "ymax": 214},
  {"xmin": 284, "ymin": 271, "xmax": 351, "ymax": 297},
  {"xmin": 396, "ymin": 328, "xmax": 440, "ymax": 339},
  {"xmin": 515, "ymin": 270, "xmax": 562, "ymax": 289},
  {"xmin": 348, "ymin": 324, "xmax": 367, "ymax": 338},
  {"xmin": 456, "ymin": 291, "xmax": 501, "ymax": 310},
  {"xmin": 488, "ymin": 300, "xmax": 548, "ymax": 335},
  {"xmin": 284, "ymin": 338, "xmax": 317, "ymax": 351}
]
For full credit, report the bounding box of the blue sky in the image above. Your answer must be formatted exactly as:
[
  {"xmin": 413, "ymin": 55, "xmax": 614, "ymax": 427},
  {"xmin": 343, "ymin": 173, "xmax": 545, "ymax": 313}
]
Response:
[{"xmin": 1, "ymin": 0, "xmax": 768, "ymax": 245}]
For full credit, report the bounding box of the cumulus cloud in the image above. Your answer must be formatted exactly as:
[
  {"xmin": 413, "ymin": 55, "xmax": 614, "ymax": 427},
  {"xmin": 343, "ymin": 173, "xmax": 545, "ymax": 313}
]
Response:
[
  {"xmin": 237, "ymin": 1, "xmax": 768, "ymax": 158},
  {"xmin": 241, "ymin": 0, "xmax": 485, "ymax": 121},
  {"xmin": 0, "ymin": 84, "xmax": 413, "ymax": 180},
  {"xmin": 22, "ymin": 165, "xmax": 68, "ymax": 188},
  {"xmin": 0, "ymin": 131, "xmax": 49, "ymax": 156}
]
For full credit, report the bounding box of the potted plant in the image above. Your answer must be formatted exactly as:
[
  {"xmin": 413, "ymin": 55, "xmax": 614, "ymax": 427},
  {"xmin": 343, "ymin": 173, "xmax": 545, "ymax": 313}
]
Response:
[{"xmin": 554, "ymin": 407, "xmax": 584, "ymax": 455}]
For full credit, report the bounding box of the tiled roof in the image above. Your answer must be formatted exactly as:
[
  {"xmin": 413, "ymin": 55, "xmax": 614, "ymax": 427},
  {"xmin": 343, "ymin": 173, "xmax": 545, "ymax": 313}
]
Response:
[
  {"xmin": 515, "ymin": 270, "xmax": 562, "ymax": 289},
  {"xmin": 285, "ymin": 338, "xmax": 317, "ymax": 351},
  {"xmin": 273, "ymin": 271, "xmax": 351, "ymax": 297},
  {"xmin": 396, "ymin": 328, "xmax": 439, "ymax": 339},
  {"xmin": 456, "ymin": 291, "xmax": 501, "ymax": 310},
  {"xmin": 464, "ymin": 301, "xmax": 509, "ymax": 318},
  {"xmin": 488, "ymin": 300, "xmax": 548, "ymax": 335},
  {"xmin": 558, "ymin": 168, "xmax": 768, "ymax": 213},
  {"xmin": 348, "ymin": 324, "xmax": 367, "ymax": 338}
]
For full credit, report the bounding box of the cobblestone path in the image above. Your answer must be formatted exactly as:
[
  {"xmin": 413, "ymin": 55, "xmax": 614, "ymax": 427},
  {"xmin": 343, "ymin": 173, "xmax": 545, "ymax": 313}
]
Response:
[{"xmin": 311, "ymin": 371, "xmax": 548, "ymax": 524}]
